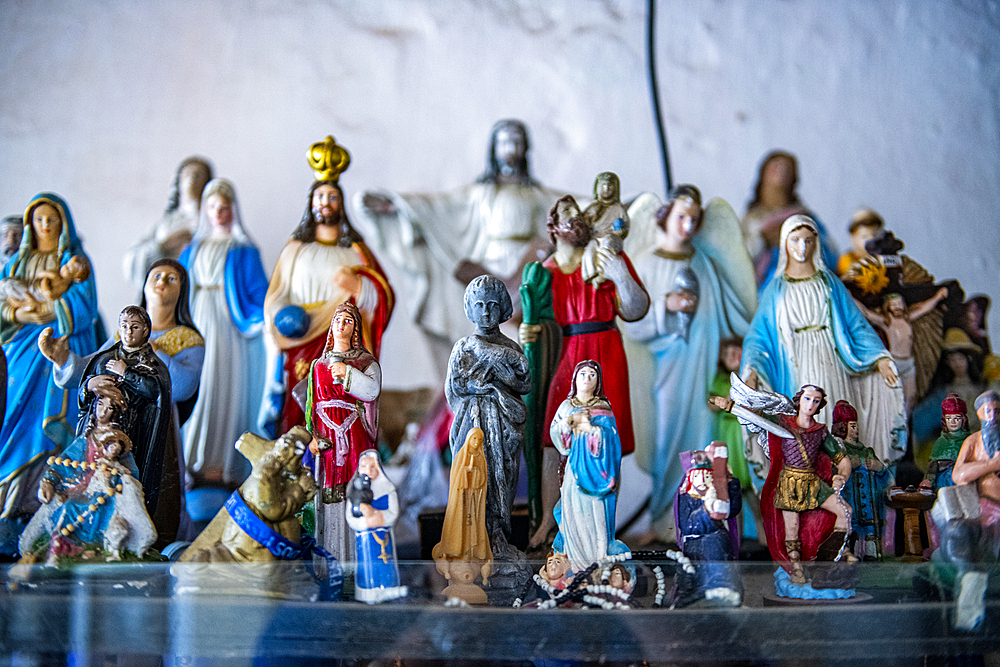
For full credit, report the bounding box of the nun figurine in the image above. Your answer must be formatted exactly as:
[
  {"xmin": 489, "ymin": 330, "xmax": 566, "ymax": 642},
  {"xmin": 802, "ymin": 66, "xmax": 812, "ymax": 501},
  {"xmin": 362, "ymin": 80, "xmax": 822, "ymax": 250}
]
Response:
[{"xmin": 345, "ymin": 450, "xmax": 407, "ymax": 603}]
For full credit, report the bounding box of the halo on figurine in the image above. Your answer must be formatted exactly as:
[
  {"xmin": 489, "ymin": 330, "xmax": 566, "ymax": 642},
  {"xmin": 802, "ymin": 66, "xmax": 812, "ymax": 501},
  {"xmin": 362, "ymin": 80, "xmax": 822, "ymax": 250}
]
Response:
[{"xmin": 308, "ymin": 135, "xmax": 351, "ymax": 183}]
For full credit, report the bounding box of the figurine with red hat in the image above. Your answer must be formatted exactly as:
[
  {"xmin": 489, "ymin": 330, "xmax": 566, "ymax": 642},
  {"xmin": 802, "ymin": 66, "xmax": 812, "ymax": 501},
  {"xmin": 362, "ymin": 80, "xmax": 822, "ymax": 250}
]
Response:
[
  {"xmin": 831, "ymin": 400, "xmax": 892, "ymax": 560},
  {"xmin": 920, "ymin": 393, "xmax": 972, "ymax": 494}
]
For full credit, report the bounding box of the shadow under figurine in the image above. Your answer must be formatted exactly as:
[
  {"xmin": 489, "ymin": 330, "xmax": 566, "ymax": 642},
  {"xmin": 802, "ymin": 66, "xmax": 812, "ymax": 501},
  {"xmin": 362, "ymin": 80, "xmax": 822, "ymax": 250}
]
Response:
[
  {"xmin": 345, "ymin": 450, "xmax": 407, "ymax": 604},
  {"xmin": 175, "ymin": 426, "xmax": 339, "ymax": 601}
]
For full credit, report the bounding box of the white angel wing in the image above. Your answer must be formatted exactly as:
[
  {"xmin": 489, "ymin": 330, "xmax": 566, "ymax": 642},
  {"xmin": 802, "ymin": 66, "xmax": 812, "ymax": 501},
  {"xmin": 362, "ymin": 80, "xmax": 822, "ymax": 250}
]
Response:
[
  {"xmin": 624, "ymin": 191, "xmax": 663, "ymax": 259},
  {"xmin": 729, "ymin": 373, "xmax": 795, "ymax": 416},
  {"xmin": 692, "ymin": 198, "xmax": 757, "ymax": 315}
]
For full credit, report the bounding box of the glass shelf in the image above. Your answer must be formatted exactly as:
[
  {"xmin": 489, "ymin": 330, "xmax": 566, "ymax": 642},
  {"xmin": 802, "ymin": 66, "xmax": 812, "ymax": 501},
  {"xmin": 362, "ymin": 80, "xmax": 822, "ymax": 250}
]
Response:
[{"xmin": 2, "ymin": 560, "xmax": 998, "ymax": 664}]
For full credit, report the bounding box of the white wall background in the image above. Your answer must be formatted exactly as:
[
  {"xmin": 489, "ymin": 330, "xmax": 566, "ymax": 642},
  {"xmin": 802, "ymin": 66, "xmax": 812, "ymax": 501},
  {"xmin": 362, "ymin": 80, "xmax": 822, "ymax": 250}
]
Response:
[{"xmin": 2, "ymin": 0, "xmax": 999, "ymax": 393}]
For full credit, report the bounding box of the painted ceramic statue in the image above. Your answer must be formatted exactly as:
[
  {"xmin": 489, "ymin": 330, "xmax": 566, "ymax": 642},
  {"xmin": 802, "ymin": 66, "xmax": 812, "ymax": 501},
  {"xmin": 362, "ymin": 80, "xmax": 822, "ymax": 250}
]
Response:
[
  {"xmin": 77, "ymin": 306, "xmax": 176, "ymax": 545},
  {"xmin": 123, "ymin": 156, "xmax": 213, "ymax": 290},
  {"xmin": 433, "ymin": 427, "xmax": 492, "ymax": 605},
  {"xmin": 673, "ymin": 444, "xmax": 742, "ymax": 607},
  {"xmin": 836, "ymin": 208, "xmax": 883, "ymax": 277},
  {"xmin": 345, "ymin": 450, "xmax": 407, "ymax": 603},
  {"xmin": 303, "ymin": 302, "xmax": 381, "ymax": 562},
  {"xmin": 18, "ymin": 384, "xmax": 156, "ymax": 566},
  {"xmin": 355, "ymin": 119, "xmax": 560, "ymax": 374},
  {"xmin": 548, "ymin": 360, "xmax": 628, "ymax": 572},
  {"xmin": 831, "ymin": 400, "xmax": 891, "ymax": 560},
  {"xmin": 520, "ymin": 194, "xmax": 648, "ymax": 548},
  {"xmin": 622, "ymin": 185, "xmax": 755, "ymax": 542},
  {"xmin": 580, "ymin": 172, "xmax": 629, "ymax": 286},
  {"xmin": 741, "ymin": 214, "xmax": 906, "ymax": 466},
  {"xmin": 0, "ymin": 194, "xmax": 101, "ymax": 547},
  {"xmin": 262, "ymin": 136, "xmax": 393, "ymax": 435},
  {"xmin": 933, "ymin": 390, "xmax": 1000, "ymax": 630},
  {"xmin": 712, "ymin": 382, "xmax": 857, "ymax": 593},
  {"xmin": 446, "ymin": 275, "xmax": 531, "ymax": 573},
  {"xmin": 921, "ymin": 394, "xmax": 972, "ymax": 493},
  {"xmin": 42, "ymin": 260, "xmax": 205, "ymax": 537},
  {"xmin": 740, "ymin": 151, "xmax": 838, "ymax": 289},
  {"xmin": 178, "ymin": 178, "xmax": 268, "ymax": 492},
  {"xmin": 0, "ymin": 215, "xmax": 23, "ymax": 263}
]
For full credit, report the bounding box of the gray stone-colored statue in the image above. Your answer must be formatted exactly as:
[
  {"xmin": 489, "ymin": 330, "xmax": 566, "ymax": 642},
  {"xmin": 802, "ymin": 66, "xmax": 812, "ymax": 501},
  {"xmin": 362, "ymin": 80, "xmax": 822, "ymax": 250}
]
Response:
[{"xmin": 446, "ymin": 275, "xmax": 531, "ymax": 573}]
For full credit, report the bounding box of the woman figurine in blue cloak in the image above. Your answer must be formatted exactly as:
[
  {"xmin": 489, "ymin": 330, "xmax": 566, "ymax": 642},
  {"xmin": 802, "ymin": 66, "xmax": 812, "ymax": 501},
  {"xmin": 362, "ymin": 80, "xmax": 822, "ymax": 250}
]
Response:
[{"xmin": 0, "ymin": 193, "xmax": 101, "ymax": 541}]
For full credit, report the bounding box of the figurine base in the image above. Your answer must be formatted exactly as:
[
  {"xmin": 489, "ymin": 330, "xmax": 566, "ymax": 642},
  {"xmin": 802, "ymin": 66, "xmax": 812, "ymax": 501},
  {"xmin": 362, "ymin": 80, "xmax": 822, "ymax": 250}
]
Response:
[
  {"xmin": 356, "ymin": 584, "xmax": 408, "ymax": 604},
  {"xmin": 770, "ymin": 567, "xmax": 861, "ymax": 602}
]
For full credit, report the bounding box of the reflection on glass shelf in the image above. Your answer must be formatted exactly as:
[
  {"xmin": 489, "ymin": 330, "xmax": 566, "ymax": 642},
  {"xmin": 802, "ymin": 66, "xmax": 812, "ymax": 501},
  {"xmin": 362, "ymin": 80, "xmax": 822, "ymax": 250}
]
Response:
[{"xmin": 1, "ymin": 561, "xmax": 998, "ymax": 664}]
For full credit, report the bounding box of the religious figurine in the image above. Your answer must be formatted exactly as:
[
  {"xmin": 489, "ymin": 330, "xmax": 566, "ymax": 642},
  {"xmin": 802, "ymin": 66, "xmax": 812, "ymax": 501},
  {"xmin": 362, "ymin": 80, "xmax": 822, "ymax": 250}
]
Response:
[
  {"xmin": 854, "ymin": 289, "xmax": 949, "ymax": 413},
  {"xmin": 303, "ymin": 302, "xmax": 381, "ymax": 562},
  {"xmin": 921, "ymin": 394, "xmax": 972, "ymax": 493},
  {"xmin": 123, "ymin": 156, "xmax": 213, "ymax": 290},
  {"xmin": 673, "ymin": 445, "xmax": 742, "ymax": 607},
  {"xmin": 740, "ymin": 151, "xmax": 837, "ymax": 289},
  {"xmin": 831, "ymin": 400, "xmax": 891, "ymax": 560},
  {"xmin": 710, "ymin": 339, "xmax": 758, "ymax": 509},
  {"xmin": 0, "ymin": 253, "xmax": 88, "ymax": 307},
  {"xmin": 355, "ymin": 119, "xmax": 561, "ymax": 375},
  {"xmin": 580, "ymin": 172, "xmax": 629, "ymax": 285},
  {"xmin": 0, "ymin": 215, "xmax": 23, "ymax": 262},
  {"xmin": 432, "ymin": 427, "xmax": 492, "ymax": 605},
  {"xmin": 539, "ymin": 549, "xmax": 574, "ymax": 590},
  {"xmin": 262, "ymin": 136, "xmax": 393, "ymax": 435},
  {"xmin": 962, "ymin": 295, "xmax": 992, "ymax": 356},
  {"xmin": 18, "ymin": 385, "xmax": 156, "ymax": 567},
  {"xmin": 179, "ymin": 178, "xmax": 268, "ymax": 491},
  {"xmin": 41, "ymin": 259, "xmax": 206, "ymax": 534},
  {"xmin": 836, "ymin": 208, "xmax": 884, "ymax": 277},
  {"xmin": 520, "ymin": 195, "xmax": 648, "ymax": 548},
  {"xmin": 547, "ymin": 360, "xmax": 628, "ymax": 571},
  {"xmin": 74, "ymin": 306, "xmax": 175, "ymax": 545},
  {"xmin": 741, "ymin": 214, "xmax": 906, "ymax": 466},
  {"xmin": 345, "ymin": 450, "xmax": 407, "ymax": 603},
  {"xmin": 712, "ymin": 382, "xmax": 857, "ymax": 592},
  {"xmin": 446, "ymin": 275, "xmax": 531, "ymax": 573},
  {"xmin": 0, "ymin": 193, "xmax": 101, "ymax": 554},
  {"xmin": 622, "ymin": 185, "xmax": 755, "ymax": 543},
  {"xmin": 932, "ymin": 390, "xmax": 1000, "ymax": 629}
]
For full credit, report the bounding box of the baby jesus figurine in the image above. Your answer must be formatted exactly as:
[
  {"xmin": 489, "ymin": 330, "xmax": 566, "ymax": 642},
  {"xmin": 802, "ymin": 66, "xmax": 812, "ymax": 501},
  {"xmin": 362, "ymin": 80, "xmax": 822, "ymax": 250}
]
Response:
[
  {"xmin": 580, "ymin": 172, "xmax": 630, "ymax": 286},
  {"xmin": 0, "ymin": 254, "xmax": 89, "ymax": 312}
]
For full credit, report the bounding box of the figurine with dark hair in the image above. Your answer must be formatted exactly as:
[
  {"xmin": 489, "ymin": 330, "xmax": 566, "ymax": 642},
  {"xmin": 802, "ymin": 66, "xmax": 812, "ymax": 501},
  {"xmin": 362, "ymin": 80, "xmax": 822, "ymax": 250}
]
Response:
[
  {"xmin": 179, "ymin": 178, "xmax": 267, "ymax": 489},
  {"xmin": 123, "ymin": 156, "xmax": 213, "ymax": 289},
  {"xmin": 520, "ymin": 194, "xmax": 648, "ymax": 548},
  {"xmin": 77, "ymin": 306, "xmax": 174, "ymax": 544},
  {"xmin": 447, "ymin": 275, "xmax": 531, "ymax": 571},
  {"xmin": 712, "ymin": 383, "xmax": 856, "ymax": 587},
  {"xmin": 303, "ymin": 302, "xmax": 381, "ymax": 561},
  {"xmin": 740, "ymin": 151, "xmax": 837, "ymax": 289},
  {"xmin": 263, "ymin": 137, "xmax": 393, "ymax": 434},
  {"xmin": 548, "ymin": 360, "xmax": 628, "ymax": 571},
  {"xmin": 345, "ymin": 450, "xmax": 407, "ymax": 603},
  {"xmin": 831, "ymin": 400, "xmax": 891, "ymax": 560},
  {"xmin": 623, "ymin": 185, "xmax": 755, "ymax": 542},
  {"xmin": 915, "ymin": 328, "xmax": 985, "ymax": 442},
  {"xmin": 356, "ymin": 119, "xmax": 560, "ymax": 374},
  {"xmin": 921, "ymin": 394, "xmax": 972, "ymax": 493},
  {"xmin": 962, "ymin": 295, "xmax": 992, "ymax": 356}
]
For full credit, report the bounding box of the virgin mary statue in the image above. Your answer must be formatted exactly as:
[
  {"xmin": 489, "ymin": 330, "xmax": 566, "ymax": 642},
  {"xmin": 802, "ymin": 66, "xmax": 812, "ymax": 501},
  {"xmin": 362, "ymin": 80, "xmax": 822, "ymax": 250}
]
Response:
[{"xmin": 741, "ymin": 214, "xmax": 906, "ymax": 465}]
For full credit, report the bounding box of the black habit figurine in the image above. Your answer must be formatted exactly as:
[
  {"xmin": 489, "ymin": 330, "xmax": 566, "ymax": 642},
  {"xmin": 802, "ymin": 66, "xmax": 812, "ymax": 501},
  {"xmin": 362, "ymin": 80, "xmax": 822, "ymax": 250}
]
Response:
[{"xmin": 79, "ymin": 305, "xmax": 175, "ymax": 543}]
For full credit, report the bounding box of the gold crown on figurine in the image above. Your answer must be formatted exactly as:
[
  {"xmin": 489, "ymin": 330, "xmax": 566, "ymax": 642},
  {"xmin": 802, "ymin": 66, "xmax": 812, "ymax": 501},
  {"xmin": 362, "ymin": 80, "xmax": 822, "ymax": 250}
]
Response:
[{"xmin": 308, "ymin": 135, "xmax": 351, "ymax": 183}]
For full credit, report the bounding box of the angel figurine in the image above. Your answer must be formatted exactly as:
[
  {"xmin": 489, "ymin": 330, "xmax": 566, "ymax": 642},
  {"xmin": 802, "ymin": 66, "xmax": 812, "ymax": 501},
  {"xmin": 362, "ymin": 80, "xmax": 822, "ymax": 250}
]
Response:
[
  {"xmin": 622, "ymin": 185, "xmax": 756, "ymax": 541},
  {"xmin": 712, "ymin": 378, "xmax": 857, "ymax": 594}
]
